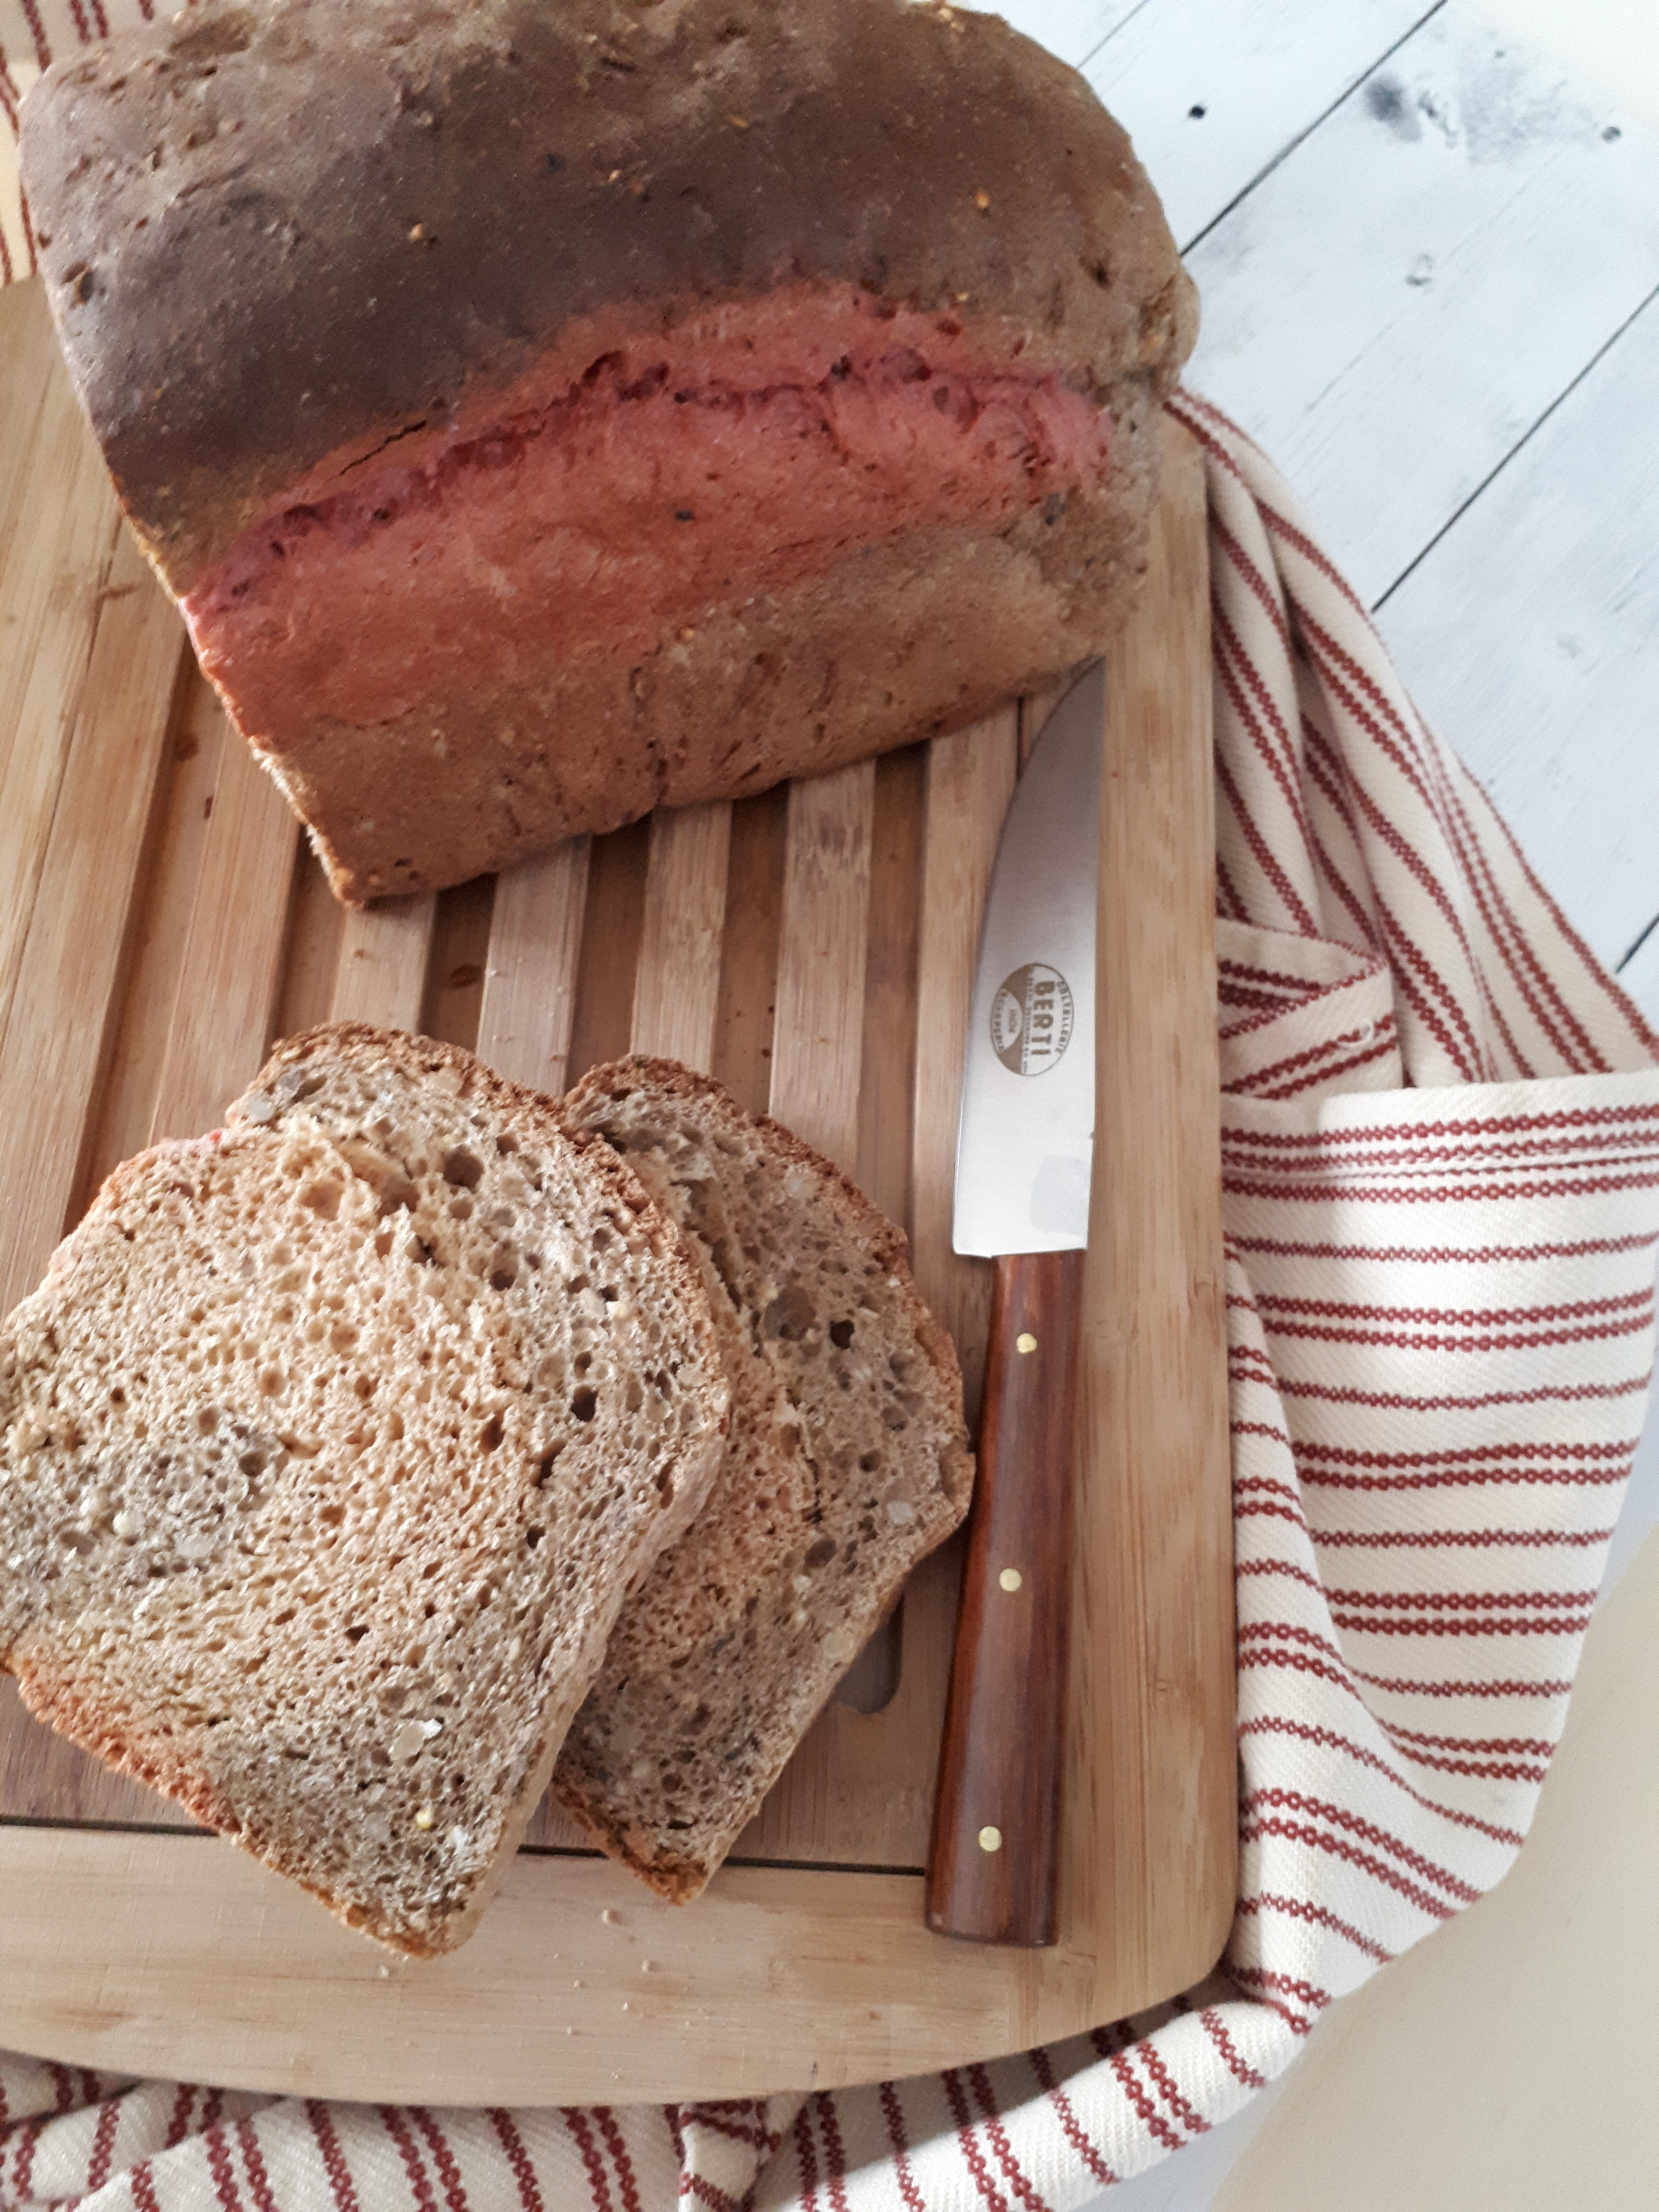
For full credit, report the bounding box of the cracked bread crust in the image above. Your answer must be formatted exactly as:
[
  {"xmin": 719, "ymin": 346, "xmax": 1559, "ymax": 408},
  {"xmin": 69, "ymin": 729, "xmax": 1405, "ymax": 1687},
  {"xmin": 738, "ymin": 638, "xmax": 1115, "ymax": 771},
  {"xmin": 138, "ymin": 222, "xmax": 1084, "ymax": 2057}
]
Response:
[
  {"xmin": 23, "ymin": 0, "xmax": 1196, "ymax": 590},
  {"xmin": 19, "ymin": 0, "xmax": 1196, "ymax": 903},
  {"xmin": 0, "ymin": 1024, "xmax": 728, "ymax": 1955},
  {"xmin": 553, "ymin": 1057, "xmax": 973, "ymax": 1901}
]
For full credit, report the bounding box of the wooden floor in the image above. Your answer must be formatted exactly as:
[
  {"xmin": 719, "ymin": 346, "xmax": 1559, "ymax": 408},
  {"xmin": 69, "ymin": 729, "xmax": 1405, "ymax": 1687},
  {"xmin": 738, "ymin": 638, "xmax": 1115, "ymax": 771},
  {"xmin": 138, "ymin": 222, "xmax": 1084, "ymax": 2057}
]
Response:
[{"xmin": 999, "ymin": 0, "xmax": 1659, "ymax": 2205}]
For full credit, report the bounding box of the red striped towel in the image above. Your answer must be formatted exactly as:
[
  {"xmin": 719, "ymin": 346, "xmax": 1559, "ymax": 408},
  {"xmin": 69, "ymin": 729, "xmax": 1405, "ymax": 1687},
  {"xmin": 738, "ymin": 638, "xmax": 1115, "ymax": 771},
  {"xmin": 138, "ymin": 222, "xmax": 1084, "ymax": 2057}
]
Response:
[{"xmin": 4, "ymin": 16, "xmax": 1659, "ymax": 2205}]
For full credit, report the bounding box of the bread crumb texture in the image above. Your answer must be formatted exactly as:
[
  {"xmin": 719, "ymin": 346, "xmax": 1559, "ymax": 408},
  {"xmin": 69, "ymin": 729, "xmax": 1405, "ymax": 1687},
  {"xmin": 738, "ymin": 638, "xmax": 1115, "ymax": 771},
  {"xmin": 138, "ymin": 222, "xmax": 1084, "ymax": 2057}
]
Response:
[
  {"xmin": 553, "ymin": 1058, "xmax": 973, "ymax": 1899},
  {"xmin": 0, "ymin": 1025, "xmax": 726, "ymax": 1955}
]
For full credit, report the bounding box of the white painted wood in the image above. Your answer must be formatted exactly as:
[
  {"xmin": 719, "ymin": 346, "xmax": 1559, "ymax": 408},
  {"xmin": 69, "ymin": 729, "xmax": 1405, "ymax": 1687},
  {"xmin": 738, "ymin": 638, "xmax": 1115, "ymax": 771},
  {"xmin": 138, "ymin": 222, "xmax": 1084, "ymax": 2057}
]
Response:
[
  {"xmin": 1620, "ymin": 923, "xmax": 1659, "ymax": 1030},
  {"xmin": 1477, "ymin": 0, "xmax": 1659, "ymax": 127},
  {"xmin": 1604, "ymin": 1398, "xmax": 1659, "ymax": 1597},
  {"xmin": 1182, "ymin": 2, "xmax": 1659, "ymax": 602},
  {"xmin": 1083, "ymin": 0, "xmax": 1434, "ymax": 248},
  {"xmin": 995, "ymin": 0, "xmax": 1142, "ymax": 70},
  {"xmin": 1376, "ymin": 291, "xmax": 1659, "ymax": 1024}
]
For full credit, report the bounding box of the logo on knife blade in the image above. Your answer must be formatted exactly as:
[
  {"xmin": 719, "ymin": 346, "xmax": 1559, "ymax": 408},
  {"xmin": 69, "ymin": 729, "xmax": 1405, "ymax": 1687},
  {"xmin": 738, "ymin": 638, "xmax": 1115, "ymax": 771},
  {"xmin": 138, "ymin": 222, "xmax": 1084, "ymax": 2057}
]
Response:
[{"xmin": 990, "ymin": 963, "xmax": 1074, "ymax": 1077}]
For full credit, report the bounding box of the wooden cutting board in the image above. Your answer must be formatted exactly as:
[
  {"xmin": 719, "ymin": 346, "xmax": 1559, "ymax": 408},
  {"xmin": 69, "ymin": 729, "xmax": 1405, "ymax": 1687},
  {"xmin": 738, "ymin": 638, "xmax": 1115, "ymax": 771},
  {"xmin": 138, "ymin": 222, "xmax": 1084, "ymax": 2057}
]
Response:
[{"xmin": 0, "ymin": 271, "xmax": 1234, "ymax": 2104}]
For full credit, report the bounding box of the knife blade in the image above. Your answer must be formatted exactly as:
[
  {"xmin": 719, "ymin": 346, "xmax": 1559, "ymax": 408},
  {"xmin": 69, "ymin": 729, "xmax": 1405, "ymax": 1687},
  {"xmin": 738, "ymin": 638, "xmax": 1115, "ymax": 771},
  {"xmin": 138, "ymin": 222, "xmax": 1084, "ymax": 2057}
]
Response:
[{"xmin": 927, "ymin": 659, "xmax": 1104, "ymax": 1948}]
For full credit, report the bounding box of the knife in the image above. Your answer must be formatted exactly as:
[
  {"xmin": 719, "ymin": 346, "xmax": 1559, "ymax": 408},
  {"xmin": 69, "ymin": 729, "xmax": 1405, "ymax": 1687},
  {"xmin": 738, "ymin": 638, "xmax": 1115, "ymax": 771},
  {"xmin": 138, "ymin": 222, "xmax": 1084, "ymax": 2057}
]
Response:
[{"xmin": 926, "ymin": 659, "xmax": 1104, "ymax": 1948}]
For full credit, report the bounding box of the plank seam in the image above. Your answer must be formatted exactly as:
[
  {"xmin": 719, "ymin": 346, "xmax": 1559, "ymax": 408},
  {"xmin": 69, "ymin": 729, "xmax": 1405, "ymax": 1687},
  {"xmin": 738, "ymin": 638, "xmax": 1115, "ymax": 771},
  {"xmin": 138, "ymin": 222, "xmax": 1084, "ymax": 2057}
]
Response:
[
  {"xmin": 1075, "ymin": 0, "xmax": 1158, "ymax": 74},
  {"xmin": 1176, "ymin": 0, "xmax": 1450, "ymax": 258},
  {"xmin": 0, "ymin": 1815, "xmax": 209, "ymax": 1837},
  {"xmin": 1372, "ymin": 278, "xmax": 1659, "ymax": 613},
  {"xmin": 1617, "ymin": 909, "xmax": 1659, "ymax": 976}
]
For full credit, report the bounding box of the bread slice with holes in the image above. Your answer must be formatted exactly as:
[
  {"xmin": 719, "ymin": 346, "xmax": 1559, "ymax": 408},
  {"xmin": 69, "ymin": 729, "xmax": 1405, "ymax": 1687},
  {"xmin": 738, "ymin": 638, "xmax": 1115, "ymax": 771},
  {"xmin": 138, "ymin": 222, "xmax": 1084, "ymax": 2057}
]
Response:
[
  {"xmin": 0, "ymin": 1023, "xmax": 727, "ymax": 1956},
  {"xmin": 551, "ymin": 1057, "xmax": 974, "ymax": 1901}
]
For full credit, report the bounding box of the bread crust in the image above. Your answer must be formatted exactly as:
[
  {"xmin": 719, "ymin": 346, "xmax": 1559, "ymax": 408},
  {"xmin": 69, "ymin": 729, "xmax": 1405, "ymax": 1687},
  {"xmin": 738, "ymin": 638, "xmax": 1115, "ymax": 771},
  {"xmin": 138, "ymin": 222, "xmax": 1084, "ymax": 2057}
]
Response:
[
  {"xmin": 23, "ymin": 0, "xmax": 1195, "ymax": 590},
  {"xmin": 19, "ymin": 0, "xmax": 1195, "ymax": 902},
  {"xmin": 553, "ymin": 1056, "xmax": 973, "ymax": 1899}
]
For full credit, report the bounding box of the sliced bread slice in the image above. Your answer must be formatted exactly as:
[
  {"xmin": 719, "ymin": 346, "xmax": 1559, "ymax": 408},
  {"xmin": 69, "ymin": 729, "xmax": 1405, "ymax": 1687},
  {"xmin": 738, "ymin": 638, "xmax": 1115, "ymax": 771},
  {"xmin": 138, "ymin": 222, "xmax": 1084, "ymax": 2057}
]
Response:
[
  {"xmin": 552, "ymin": 1057, "xmax": 974, "ymax": 1901},
  {"xmin": 0, "ymin": 1024, "xmax": 727, "ymax": 1955}
]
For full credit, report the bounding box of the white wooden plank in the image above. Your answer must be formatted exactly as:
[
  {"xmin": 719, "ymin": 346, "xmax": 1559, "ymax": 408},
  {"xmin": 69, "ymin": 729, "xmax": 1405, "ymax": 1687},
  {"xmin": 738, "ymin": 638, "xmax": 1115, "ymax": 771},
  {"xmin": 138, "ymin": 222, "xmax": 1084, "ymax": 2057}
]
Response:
[
  {"xmin": 996, "ymin": 0, "xmax": 1142, "ymax": 71},
  {"xmin": 1603, "ymin": 1390, "xmax": 1659, "ymax": 1596},
  {"xmin": 1477, "ymin": 0, "xmax": 1659, "ymax": 126},
  {"xmin": 1375, "ymin": 291, "xmax": 1659, "ymax": 1018},
  {"xmin": 1614, "ymin": 921, "xmax": 1659, "ymax": 1034},
  {"xmin": 1182, "ymin": 2, "xmax": 1659, "ymax": 601},
  {"xmin": 1084, "ymin": 0, "xmax": 1434, "ymax": 247}
]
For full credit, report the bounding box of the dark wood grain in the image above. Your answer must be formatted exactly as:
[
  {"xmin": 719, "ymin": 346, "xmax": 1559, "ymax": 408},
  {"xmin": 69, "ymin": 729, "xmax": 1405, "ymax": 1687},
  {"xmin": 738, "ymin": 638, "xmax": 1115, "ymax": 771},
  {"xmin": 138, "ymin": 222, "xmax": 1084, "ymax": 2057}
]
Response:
[{"xmin": 927, "ymin": 1245, "xmax": 1085, "ymax": 1946}]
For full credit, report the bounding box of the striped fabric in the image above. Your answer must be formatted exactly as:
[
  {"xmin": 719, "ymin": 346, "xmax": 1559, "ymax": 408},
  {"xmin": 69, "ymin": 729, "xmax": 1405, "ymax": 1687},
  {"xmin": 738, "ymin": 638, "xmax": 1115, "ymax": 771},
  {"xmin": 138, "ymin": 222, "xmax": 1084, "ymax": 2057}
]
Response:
[{"xmin": 5, "ymin": 12, "xmax": 1659, "ymax": 2210}]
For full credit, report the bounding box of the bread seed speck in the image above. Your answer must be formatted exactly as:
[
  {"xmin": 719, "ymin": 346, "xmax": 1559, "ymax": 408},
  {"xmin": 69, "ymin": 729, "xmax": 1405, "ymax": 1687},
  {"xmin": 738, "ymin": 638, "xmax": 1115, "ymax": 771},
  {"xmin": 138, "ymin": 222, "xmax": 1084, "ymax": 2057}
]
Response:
[
  {"xmin": 974, "ymin": 189, "xmax": 990, "ymax": 210},
  {"xmin": 390, "ymin": 1720, "xmax": 427, "ymax": 1762},
  {"xmin": 999, "ymin": 1567, "xmax": 1023, "ymax": 1592},
  {"xmin": 978, "ymin": 1825, "xmax": 1002, "ymax": 1853},
  {"xmin": 414, "ymin": 1806, "xmax": 435, "ymax": 1830},
  {"xmin": 1016, "ymin": 1332, "xmax": 1037, "ymax": 1354}
]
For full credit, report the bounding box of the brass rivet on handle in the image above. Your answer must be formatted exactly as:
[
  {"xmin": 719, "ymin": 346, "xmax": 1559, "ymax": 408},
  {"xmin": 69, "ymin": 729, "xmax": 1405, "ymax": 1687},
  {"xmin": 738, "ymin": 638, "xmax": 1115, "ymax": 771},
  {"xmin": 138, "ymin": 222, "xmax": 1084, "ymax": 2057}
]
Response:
[
  {"xmin": 1016, "ymin": 1332, "xmax": 1037, "ymax": 1354},
  {"xmin": 978, "ymin": 1826, "xmax": 1003, "ymax": 1853},
  {"xmin": 999, "ymin": 1568, "xmax": 1022, "ymax": 1592}
]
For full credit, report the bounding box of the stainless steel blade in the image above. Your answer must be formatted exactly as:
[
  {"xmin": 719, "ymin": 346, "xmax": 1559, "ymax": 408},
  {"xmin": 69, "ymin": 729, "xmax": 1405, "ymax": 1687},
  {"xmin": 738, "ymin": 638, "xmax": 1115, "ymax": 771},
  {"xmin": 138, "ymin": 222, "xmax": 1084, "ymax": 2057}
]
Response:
[{"xmin": 953, "ymin": 661, "xmax": 1104, "ymax": 1258}]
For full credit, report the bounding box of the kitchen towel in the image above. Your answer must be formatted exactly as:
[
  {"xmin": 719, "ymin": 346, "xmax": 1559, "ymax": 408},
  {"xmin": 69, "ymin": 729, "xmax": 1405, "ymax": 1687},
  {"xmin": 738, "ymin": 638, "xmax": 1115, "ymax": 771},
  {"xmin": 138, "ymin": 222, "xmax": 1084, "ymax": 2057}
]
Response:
[{"xmin": 4, "ymin": 19, "xmax": 1659, "ymax": 2212}]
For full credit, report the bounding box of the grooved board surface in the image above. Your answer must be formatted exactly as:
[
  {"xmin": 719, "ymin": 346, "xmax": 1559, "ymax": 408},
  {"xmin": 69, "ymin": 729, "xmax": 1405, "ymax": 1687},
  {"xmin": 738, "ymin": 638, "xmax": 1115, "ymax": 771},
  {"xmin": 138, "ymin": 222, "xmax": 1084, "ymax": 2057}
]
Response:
[{"xmin": 0, "ymin": 275, "xmax": 1233, "ymax": 2104}]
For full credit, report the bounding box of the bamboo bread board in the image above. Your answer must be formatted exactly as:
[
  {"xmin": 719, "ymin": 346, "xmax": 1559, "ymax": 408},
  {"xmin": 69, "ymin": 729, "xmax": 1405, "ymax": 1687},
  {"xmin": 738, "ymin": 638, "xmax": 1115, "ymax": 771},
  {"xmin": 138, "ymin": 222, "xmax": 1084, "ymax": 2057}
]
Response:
[{"xmin": 0, "ymin": 272, "xmax": 1234, "ymax": 2104}]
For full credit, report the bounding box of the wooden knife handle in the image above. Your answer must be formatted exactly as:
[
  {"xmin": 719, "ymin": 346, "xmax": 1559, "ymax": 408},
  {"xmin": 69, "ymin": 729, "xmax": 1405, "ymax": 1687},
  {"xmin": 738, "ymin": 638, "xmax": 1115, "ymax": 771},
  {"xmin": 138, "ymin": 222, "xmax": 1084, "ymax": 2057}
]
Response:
[{"xmin": 927, "ymin": 1246, "xmax": 1084, "ymax": 1946}]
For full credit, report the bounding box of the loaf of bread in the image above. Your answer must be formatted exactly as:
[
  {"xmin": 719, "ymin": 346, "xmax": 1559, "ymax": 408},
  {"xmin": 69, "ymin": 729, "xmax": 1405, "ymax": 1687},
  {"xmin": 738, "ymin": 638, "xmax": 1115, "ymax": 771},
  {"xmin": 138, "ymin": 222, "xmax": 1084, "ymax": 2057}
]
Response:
[
  {"xmin": 0, "ymin": 1025, "xmax": 728, "ymax": 1955},
  {"xmin": 21, "ymin": 0, "xmax": 1197, "ymax": 903},
  {"xmin": 552, "ymin": 1058, "xmax": 973, "ymax": 1900}
]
